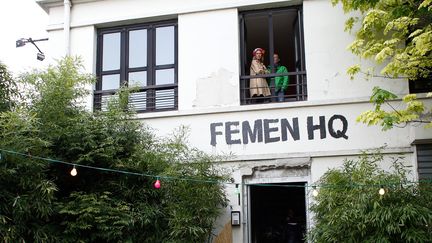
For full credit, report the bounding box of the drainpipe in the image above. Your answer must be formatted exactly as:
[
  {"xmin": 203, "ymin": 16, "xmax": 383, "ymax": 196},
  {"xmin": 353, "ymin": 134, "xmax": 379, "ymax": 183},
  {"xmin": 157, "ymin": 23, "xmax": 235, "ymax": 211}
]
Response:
[{"xmin": 64, "ymin": 0, "xmax": 71, "ymax": 56}]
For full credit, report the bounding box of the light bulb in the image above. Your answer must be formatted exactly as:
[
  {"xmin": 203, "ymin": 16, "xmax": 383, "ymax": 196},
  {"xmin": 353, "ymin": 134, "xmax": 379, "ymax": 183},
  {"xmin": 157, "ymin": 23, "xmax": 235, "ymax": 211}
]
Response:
[
  {"xmin": 312, "ymin": 188, "xmax": 319, "ymax": 197},
  {"xmin": 70, "ymin": 166, "xmax": 77, "ymax": 176},
  {"xmin": 378, "ymin": 187, "xmax": 385, "ymax": 195},
  {"xmin": 154, "ymin": 179, "xmax": 161, "ymax": 189}
]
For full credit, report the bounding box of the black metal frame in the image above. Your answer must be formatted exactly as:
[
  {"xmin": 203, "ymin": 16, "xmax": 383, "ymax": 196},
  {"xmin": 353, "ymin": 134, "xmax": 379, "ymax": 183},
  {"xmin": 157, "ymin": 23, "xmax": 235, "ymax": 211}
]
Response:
[
  {"xmin": 409, "ymin": 76, "xmax": 432, "ymax": 94},
  {"xmin": 95, "ymin": 20, "xmax": 178, "ymax": 112},
  {"xmin": 239, "ymin": 6, "xmax": 307, "ymax": 105}
]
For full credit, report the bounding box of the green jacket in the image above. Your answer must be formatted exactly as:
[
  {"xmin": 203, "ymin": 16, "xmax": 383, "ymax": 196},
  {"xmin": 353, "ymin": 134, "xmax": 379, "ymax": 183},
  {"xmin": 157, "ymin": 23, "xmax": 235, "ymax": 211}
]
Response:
[{"xmin": 268, "ymin": 65, "xmax": 289, "ymax": 92}]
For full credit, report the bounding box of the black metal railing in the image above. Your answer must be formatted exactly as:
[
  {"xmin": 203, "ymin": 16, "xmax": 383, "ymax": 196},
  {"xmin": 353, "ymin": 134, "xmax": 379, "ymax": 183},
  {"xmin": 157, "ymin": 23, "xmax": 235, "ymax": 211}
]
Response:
[
  {"xmin": 94, "ymin": 84, "xmax": 178, "ymax": 113},
  {"xmin": 240, "ymin": 71, "xmax": 307, "ymax": 105}
]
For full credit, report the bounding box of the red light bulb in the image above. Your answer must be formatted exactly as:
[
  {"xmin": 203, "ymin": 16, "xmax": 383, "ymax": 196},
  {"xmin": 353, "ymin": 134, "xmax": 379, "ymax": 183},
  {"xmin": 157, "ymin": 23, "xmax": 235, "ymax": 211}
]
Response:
[{"xmin": 154, "ymin": 179, "xmax": 161, "ymax": 189}]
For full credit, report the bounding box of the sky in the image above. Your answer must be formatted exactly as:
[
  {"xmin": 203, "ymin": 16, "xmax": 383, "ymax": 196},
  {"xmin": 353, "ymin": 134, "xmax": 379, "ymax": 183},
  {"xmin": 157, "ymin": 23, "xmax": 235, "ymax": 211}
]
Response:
[{"xmin": 0, "ymin": 0, "xmax": 49, "ymax": 76}]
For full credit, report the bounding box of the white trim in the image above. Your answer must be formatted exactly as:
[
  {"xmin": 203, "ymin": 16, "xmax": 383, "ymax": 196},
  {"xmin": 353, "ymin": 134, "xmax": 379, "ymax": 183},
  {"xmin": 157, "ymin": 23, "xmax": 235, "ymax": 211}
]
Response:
[
  {"xmin": 38, "ymin": 0, "xmax": 300, "ymax": 28},
  {"xmin": 214, "ymin": 147, "xmax": 413, "ymax": 163},
  {"xmin": 412, "ymin": 144, "xmax": 420, "ymax": 181},
  {"xmin": 133, "ymin": 95, "xmax": 432, "ymax": 120},
  {"xmin": 64, "ymin": 0, "xmax": 71, "ymax": 56}
]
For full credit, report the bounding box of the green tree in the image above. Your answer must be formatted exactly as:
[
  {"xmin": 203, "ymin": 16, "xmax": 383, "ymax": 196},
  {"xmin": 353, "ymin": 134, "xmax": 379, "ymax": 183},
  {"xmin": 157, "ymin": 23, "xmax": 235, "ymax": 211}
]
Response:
[
  {"xmin": 308, "ymin": 152, "xmax": 432, "ymax": 242},
  {"xmin": 332, "ymin": 0, "xmax": 432, "ymax": 129},
  {"xmin": 0, "ymin": 62, "xmax": 18, "ymax": 112},
  {"xmin": 0, "ymin": 57, "xmax": 228, "ymax": 242}
]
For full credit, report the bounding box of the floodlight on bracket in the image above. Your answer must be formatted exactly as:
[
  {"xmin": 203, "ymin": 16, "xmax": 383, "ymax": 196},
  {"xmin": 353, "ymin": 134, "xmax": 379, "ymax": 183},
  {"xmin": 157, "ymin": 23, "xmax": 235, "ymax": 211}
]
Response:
[{"xmin": 16, "ymin": 38, "xmax": 49, "ymax": 61}]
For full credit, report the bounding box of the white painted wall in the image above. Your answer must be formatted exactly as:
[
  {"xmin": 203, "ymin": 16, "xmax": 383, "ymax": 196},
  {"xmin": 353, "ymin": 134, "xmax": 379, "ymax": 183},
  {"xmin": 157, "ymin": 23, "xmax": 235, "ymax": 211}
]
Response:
[
  {"xmin": 36, "ymin": 1, "xmax": 432, "ymax": 241},
  {"xmin": 303, "ymin": 0, "xmax": 409, "ymax": 101},
  {"xmin": 141, "ymin": 101, "xmax": 411, "ymax": 157},
  {"xmin": 310, "ymin": 154, "xmax": 415, "ymax": 183},
  {"xmin": 178, "ymin": 9, "xmax": 240, "ymax": 110},
  {"xmin": 42, "ymin": 0, "xmax": 299, "ymax": 29},
  {"xmin": 40, "ymin": 0, "xmax": 413, "ymax": 112},
  {"xmin": 70, "ymin": 26, "xmax": 96, "ymax": 110}
]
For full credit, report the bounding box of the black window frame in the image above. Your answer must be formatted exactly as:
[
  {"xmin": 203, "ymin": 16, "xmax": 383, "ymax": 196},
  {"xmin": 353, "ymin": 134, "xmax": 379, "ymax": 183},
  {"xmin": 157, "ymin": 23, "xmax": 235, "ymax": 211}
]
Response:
[
  {"xmin": 415, "ymin": 143, "xmax": 432, "ymax": 181},
  {"xmin": 94, "ymin": 20, "xmax": 178, "ymax": 113},
  {"xmin": 239, "ymin": 6, "xmax": 307, "ymax": 105},
  {"xmin": 409, "ymin": 76, "xmax": 432, "ymax": 94}
]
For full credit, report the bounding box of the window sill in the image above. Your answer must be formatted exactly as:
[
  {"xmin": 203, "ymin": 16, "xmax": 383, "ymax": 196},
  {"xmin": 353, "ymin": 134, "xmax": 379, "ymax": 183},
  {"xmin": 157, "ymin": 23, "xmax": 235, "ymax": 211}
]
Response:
[{"xmin": 133, "ymin": 96, "xmax": 375, "ymax": 120}]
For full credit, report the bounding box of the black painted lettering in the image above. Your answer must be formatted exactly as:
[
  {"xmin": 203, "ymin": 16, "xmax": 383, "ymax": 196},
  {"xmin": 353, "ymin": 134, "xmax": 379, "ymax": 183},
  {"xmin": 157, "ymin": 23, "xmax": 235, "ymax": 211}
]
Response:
[
  {"xmin": 225, "ymin": 121, "xmax": 241, "ymax": 145},
  {"xmin": 307, "ymin": 116, "xmax": 326, "ymax": 140},
  {"xmin": 210, "ymin": 122, "xmax": 223, "ymax": 146},
  {"xmin": 264, "ymin": 119, "xmax": 280, "ymax": 143},
  {"xmin": 281, "ymin": 118, "xmax": 300, "ymax": 141},
  {"xmin": 242, "ymin": 120, "xmax": 263, "ymax": 144},
  {"xmin": 328, "ymin": 115, "xmax": 349, "ymax": 139}
]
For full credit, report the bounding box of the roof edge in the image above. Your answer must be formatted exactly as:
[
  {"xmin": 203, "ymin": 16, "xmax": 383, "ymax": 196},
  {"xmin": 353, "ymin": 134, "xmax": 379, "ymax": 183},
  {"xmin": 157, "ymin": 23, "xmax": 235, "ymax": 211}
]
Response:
[{"xmin": 36, "ymin": 0, "xmax": 103, "ymax": 13}]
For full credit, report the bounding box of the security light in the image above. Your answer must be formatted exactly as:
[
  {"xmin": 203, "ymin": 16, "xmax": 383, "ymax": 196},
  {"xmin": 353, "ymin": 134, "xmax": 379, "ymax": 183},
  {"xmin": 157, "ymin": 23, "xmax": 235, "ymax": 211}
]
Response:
[
  {"xmin": 15, "ymin": 38, "xmax": 27, "ymax": 48},
  {"xmin": 36, "ymin": 52, "xmax": 45, "ymax": 61},
  {"xmin": 15, "ymin": 37, "xmax": 48, "ymax": 61}
]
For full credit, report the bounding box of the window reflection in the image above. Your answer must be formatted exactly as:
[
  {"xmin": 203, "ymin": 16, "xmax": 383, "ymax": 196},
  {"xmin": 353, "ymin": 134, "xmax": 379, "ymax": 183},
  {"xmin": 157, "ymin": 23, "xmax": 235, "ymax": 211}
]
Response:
[
  {"xmin": 156, "ymin": 69, "xmax": 174, "ymax": 85},
  {"xmin": 129, "ymin": 29, "xmax": 147, "ymax": 68},
  {"xmin": 156, "ymin": 26, "xmax": 174, "ymax": 65},
  {"xmin": 102, "ymin": 33, "xmax": 121, "ymax": 71},
  {"xmin": 97, "ymin": 22, "xmax": 177, "ymax": 113},
  {"xmin": 128, "ymin": 71, "xmax": 147, "ymax": 87},
  {"xmin": 102, "ymin": 74, "xmax": 120, "ymax": 90}
]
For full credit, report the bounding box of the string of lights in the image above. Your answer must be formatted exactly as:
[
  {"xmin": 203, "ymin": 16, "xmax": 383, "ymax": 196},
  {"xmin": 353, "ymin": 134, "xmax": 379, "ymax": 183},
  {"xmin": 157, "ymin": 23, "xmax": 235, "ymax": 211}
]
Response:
[{"xmin": 1, "ymin": 148, "xmax": 431, "ymax": 197}]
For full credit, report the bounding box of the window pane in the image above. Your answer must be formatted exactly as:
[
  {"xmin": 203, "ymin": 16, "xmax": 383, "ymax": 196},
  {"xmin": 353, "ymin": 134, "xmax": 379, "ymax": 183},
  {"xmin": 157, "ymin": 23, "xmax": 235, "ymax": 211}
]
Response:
[
  {"xmin": 156, "ymin": 69, "xmax": 174, "ymax": 85},
  {"xmin": 128, "ymin": 71, "xmax": 147, "ymax": 87},
  {"xmin": 155, "ymin": 89, "xmax": 175, "ymax": 109},
  {"xmin": 244, "ymin": 14, "xmax": 269, "ymax": 75},
  {"xmin": 129, "ymin": 92, "xmax": 147, "ymax": 111},
  {"xmin": 102, "ymin": 33, "xmax": 121, "ymax": 71},
  {"xmin": 273, "ymin": 11, "xmax": 299, "ymax": 98},
  {"xmin": 273, "ymin": 11, "xmax": 295, "ymax": 71},
  {"xmin": 102, "ymin": 74, "xmax": 120, "ymax": 90},
  {"xmin": 156, "ymin": 26, "xmax": 175, "ymax": 65},
  {"xmin": 129, "ymin": 29, "xmax": 147, "ymax": 68}
]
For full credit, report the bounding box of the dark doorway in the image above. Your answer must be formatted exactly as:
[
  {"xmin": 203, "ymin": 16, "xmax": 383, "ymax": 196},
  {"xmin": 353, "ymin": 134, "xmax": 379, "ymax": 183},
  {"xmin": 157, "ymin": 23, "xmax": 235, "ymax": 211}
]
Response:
[{"xmin": 250, "ymin": 182, "xmax": 306, "ymax": 243}]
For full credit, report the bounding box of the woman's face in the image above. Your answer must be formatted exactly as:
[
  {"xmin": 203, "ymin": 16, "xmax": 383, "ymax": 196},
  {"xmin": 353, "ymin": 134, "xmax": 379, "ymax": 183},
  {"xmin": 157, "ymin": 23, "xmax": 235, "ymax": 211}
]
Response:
[{"xmin": 255, "ymin": 51, "xmax": 263, "ymax": 60}]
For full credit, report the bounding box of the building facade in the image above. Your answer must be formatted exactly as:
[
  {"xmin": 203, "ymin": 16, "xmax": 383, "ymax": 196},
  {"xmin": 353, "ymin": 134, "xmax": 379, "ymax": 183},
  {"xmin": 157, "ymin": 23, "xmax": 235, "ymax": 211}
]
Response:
[{"xmin": 36, "ymin": 0, "xmax": 432, "ymax": 242}]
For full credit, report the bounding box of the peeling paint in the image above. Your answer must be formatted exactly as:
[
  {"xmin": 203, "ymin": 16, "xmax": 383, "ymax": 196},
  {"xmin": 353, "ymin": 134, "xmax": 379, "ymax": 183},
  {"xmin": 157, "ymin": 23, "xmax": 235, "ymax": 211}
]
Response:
[{"xmin": 193, "ymin": 68, "xmax": 237, "ymax": 107}]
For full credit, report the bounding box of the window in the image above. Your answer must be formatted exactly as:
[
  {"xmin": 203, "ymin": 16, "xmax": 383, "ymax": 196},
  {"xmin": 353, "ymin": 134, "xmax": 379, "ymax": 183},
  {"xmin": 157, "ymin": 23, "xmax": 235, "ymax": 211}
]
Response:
[
  {"xmin": 239, "ymin": 7, "xmax": 306, "ymax": 105},
  {"xmin": 94, "ymin": 21, "xmax": 178, "ymax": 112},
  {"xmin": 409, "ymin": 77, "xmax": 432, "ymax": 94},
  {"xmin": 415, "ymin": 143, "xmax": 432, "ymax": 180}
]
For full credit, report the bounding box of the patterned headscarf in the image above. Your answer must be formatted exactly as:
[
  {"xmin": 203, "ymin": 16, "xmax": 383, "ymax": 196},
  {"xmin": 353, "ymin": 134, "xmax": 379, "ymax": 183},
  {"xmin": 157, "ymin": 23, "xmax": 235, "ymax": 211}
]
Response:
[{"xmin": 252, "ymin": 48, "xmax": 265, "ymax": 57}]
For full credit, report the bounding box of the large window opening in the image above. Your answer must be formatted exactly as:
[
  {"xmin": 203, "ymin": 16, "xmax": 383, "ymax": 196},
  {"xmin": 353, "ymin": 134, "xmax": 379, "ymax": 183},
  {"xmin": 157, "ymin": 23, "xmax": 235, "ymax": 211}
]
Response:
[
  {"xmin": 240, "ymin": 7, "xmax": 307, "ymax": 105},
  {"xmin": 249, "ymin": 182, "xmax": 307, "ymax": 243},
  {"xmin": 95, "ymin": 21, "xmax": 178, "ymax": 112},
  {"xmin": 409, "ymin": 77, "xmax": 432, "ymax": 94}
]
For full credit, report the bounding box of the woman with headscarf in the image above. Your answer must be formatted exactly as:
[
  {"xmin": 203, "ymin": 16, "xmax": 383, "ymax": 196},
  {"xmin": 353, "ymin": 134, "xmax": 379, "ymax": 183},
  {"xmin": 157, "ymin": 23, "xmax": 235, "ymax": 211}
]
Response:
[{"xmin": 250, "ymin": 48, "xmax": 271, "ymax": 100}]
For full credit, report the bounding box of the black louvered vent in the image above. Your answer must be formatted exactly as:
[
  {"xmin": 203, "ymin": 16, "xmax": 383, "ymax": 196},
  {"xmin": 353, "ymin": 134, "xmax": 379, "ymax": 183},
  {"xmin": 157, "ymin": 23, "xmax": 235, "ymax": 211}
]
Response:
[{"xmin": 416, "ymin": 144, "xmax": 432, "ymax": 180}]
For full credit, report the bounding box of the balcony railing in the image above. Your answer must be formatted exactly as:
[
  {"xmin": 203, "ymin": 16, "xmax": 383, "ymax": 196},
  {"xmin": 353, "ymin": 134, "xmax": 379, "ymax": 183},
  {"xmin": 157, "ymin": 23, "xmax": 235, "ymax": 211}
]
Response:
[
  {"xmin": 240, "ymin": 71, "xmax": 307, "ymax": 105},
  {"xmin": 94, "ymin": 84, "xmax": 178, "ymax": 112}
]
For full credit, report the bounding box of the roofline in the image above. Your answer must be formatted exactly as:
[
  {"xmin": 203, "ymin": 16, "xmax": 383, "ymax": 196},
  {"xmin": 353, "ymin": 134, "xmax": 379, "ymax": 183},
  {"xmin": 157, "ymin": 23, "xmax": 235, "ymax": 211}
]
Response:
[
  {"xmin": 36, "ymin": 0, "xmax": 63, "ymax": 13},
  {"xmin": 36, "ymin": 0, "xmax": 101, "ymax": 13}
]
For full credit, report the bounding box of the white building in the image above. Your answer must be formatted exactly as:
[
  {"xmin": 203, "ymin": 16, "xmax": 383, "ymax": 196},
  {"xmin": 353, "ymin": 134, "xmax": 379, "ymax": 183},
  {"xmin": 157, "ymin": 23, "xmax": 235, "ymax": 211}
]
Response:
[{"xmin": 36, "ymin": 0, "xmax": 432, "ymax": 242}]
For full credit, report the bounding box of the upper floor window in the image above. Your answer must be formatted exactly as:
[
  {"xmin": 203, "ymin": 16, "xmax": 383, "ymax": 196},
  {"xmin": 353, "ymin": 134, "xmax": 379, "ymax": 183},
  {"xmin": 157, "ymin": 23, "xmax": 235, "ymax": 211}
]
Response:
[
  {"xmin": 239, "ymin": 7, "xmax": 306, "ymax": 105},
  {"xmin": 94, "ymin": 21, "xmax": 178, "ymax": 112},
  {"xmin": 409, "ymin": 77, "xmax": 432, "ymax": 94}
]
